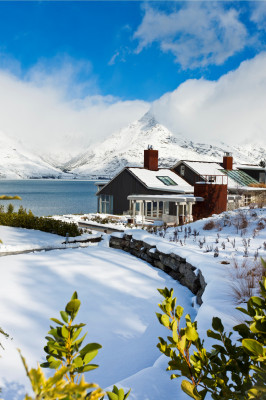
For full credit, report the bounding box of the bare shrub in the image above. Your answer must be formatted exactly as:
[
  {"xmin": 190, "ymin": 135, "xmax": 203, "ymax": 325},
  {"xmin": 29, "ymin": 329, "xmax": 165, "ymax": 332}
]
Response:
[
  {"xmin": 228, "ymin": 258, "xmax": 265, "ymax": 304},
  {"xmin": 203, "ymin": 220, "xmax": 215, "ymax": 230},
  {"xmin": 230, "ymin": 278, "xmax": 254, "ymax": 304},
  {"xmin": 257, "ymin": 219, "xmax": 265, "ymax": 230},
  {"xmin": 232, "ymin": 211, "xmax": 248, "ymax": 233}
]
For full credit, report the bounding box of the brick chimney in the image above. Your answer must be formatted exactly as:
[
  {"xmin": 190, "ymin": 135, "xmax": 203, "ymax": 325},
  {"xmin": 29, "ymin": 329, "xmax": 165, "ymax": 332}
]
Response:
[
  {"xmin": 223, "ymin": 152, "xmax": 233, "ymax": 170},
  {"xmin": 144, "ymin": 146, "xmax": 158, "ymax": 171}
]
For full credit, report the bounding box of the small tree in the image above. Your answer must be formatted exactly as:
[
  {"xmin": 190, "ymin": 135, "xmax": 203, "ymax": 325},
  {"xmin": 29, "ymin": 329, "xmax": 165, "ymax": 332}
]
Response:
[
  {"xmin": 157, "ymin": 259, "xmax": 266, "ymax": 399},
  {"xmin": 21, "ymin": 292, "xmax": 130, "ymax": 400}
]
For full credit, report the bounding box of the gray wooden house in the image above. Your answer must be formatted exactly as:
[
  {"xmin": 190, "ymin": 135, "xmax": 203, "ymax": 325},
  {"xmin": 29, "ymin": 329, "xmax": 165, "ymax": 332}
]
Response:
[{"xmin": 96, "ymin": 149, "xmax": 202, "ymax": 224}]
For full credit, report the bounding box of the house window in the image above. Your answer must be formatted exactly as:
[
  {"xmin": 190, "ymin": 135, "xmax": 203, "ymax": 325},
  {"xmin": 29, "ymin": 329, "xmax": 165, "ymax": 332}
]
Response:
[
  {"xmin": 163, "ymin": 202, "xmax": 169, "ymax": 215},
  {"xmin": 157, "ymin": 176, "xmax": 177, "ymax": 186},
  {"xmin": 259, "ymin": 172, "xmax": 265, "ymax": 183},
  {"xmin": 180, "ymin": 165, "xmax": 185, "ymax": 176},
  {"xmin": 99, "ymin": 194, "xmax": 113, "ymax": 214}
]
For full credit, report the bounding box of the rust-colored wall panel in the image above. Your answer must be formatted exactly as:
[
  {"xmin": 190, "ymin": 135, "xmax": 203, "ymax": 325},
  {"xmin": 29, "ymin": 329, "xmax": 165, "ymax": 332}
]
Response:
[{"xmin": 193, "ymin": 183, "xmax": 227, "ymax": 220}]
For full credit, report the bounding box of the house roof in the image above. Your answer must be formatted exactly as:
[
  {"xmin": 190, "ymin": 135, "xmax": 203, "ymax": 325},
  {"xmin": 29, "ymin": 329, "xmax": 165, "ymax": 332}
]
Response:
[
  {"xmin": 220, "ymin": 169, "xmax": 258, "ymax": 187},
  {"xmin": 234, "ymin": 164, "xmax": 266, "ymax": 171},
  {"xmin": 127, "ymin": 167, "xmax": 193, "ymax": 193},
  {"xmin": 175, "ymin": 160, "xmax": 261, "ymax": 190}
]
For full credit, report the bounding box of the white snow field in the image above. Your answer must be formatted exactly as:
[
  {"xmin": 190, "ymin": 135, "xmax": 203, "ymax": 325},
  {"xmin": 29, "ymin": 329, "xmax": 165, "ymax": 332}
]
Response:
[
  {"xmin": 0, "ymin": 235, "xmax": 195, "ymax": 400},
  {"xmin": 0, "ymin": 207, "xmax": 265, "ymax": 399}
]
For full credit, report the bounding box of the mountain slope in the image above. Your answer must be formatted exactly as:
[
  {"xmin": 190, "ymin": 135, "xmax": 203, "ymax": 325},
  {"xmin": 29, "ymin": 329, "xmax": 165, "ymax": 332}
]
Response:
[
  {"xmin": 65, "ymin": 112, "xmax": 265, "ymax": 178},
  {"xmin": 0, "ymin": 131, "xmax": 68, "ymax": 179}
]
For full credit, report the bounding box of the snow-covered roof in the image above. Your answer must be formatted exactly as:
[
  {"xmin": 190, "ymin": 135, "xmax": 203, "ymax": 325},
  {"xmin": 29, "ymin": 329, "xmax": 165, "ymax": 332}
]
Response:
[
  {"xmin": 235, "ymin": 164, "xmax": 266, "ymax": 171},
  {"xmin": 128, "ymin": 167, "xmax": 193, "ymax": 193},
  {"xmin": 181, "ymin": 161, "xmax": 258, "ymax": 189}
]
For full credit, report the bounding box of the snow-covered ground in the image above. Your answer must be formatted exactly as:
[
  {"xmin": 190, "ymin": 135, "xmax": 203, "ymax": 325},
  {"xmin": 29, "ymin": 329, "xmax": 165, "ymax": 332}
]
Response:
[
  {"xmin": 0, "ymin": 231, "xmax": 194, "ymax": 400},
  {"xmin": 0, "ymin": 207, "xmax": 265, "ymax": 400},
  {"xmin": 0, "ymin": 225, "xmax": 101, "ymax": 253}
]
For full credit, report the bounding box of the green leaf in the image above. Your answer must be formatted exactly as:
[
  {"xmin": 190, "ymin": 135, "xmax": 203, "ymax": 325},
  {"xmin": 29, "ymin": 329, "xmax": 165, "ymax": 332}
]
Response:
[
  {"xmin": 118, "ymin": 388, "xmax": 125, "ymax": 400},
  {"xmin": 161, "ymin": 314, "xmax": 170, "ymax": 328},
  {"xmin": 78, "ymin": 364, "xmax": 99, "ymax": 372},
  {"xmin": 84, "ymin": 350, "xmax": 99, "ymax": 364},
  {"xmin": 71, "ymin": 291, "xmax": 78, "ymax": 300},
  {"xmin": 72, "ymin": 327, "xmax": 82, "ymax": 342},
  {"xmin": 79, "ymin": 342, "xmax": 102, "ymax": 357},
  {"xmin": 61, "ymin": 325, "xmax": 69, "ymax": 339},
  {"xmin": 242, "ymin": 339, "xmax": 263, "ymax": 356},
  {"xmin": 181, "ymin": 380, "xmax": 201, "ymax": 400},
  {"xmin": 207, "ymin": 329, "xmax": 221, "ymax": 341},
  {"xmin": 175, "ymin": 305, "xmax": 184, "ymax": 319},
  {"xmin": 185, "ymin": 326, "xmax": 198, "ymax": 341},
  {"xmin": 124, "ymin": 389, "xmax": 131, "ymax": 399},
  {"xmin": 50, "ymin": 318, "xmax": 64, "ymax": 326},
  {"xmin": 65, "ymin": 299, "xmax": 81, "ymax": 316},
  {"xmin": 60, "ymin": 311, "xmax": 68, "ymax": 323},
  {"xmin": 106, "ymin": 392, "xmax": 118, "ymax": 400},
  {"xmin": 212, "ymin": 317, "xmax": 224, "ymax": 333},
  {"xmin": 73, "ymin": 356, "xmax": 83, "ymax": 368}
]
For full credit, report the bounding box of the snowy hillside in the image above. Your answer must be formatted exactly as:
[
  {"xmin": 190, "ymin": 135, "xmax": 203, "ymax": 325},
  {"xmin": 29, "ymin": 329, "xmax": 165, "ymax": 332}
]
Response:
[
  {"xmin": 0, "ymin": 112, "xmax": 265, "ymax": 179},
  {"xmin": 0, "ymin": 130, "xmax": 69, "ymax": 179},
  {"xmin": 64, "ymin": 112, "xmax": 266, "ymax": 178}
]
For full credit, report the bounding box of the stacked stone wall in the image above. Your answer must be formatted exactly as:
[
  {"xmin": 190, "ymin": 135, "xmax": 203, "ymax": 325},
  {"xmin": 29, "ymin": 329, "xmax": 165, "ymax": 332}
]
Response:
[{"xmin": 109, "ymin": 233, "xmax": 206, "ymax": 305}]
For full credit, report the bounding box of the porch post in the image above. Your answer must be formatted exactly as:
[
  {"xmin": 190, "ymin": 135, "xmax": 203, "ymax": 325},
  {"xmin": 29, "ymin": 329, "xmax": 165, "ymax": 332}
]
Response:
[
  {"xmin": 176, "ymin": 202, "xmax": 179, "ymax": 225},
  {"xmin": 156, "ymin": 201, "xmax": 159, "ymax": 218},
  {"xmin": 151, "ymin": 201, "xmax": 153, "ymax": 218},
  {"xmin": 132, "ymin": 200, "xmax": 136, "ymax": 218},
  {"xmin": 142, "ymin": 200, "xmax": 145, "ymax": 225}
]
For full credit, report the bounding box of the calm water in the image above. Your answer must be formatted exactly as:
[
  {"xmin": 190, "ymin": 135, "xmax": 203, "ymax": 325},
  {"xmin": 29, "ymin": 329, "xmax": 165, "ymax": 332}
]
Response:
[{"xmin": 0, "ymin": 180, "xmax": 100, "ymax": 216}]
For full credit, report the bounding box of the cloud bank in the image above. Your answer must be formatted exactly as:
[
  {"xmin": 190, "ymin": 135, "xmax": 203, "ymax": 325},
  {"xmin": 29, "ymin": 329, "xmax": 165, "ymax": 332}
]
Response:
[
  {"xmin": 150, "ymin": 52, "xmax": 266, "ymax": 146},
  {"xmin": 134, "ymin": 2, "xmax": 249, "ymax": 69},
  {"xmin": 0, "ymin": 58, "xmax": 149, "ymax": 158}
]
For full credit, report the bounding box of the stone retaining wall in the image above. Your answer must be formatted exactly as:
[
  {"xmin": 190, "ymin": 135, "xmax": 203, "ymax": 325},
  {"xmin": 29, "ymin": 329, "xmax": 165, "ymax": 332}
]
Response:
[{"xmin": 109, "ymin": 233, "xmax": 207, "ymax": 305}]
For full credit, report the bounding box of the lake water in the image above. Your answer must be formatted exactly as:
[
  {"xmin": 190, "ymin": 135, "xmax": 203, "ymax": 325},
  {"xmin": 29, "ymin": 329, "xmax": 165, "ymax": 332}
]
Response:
[{"xmin": 0, "ymin": 180, "xmax": 100, "ymax": 216}]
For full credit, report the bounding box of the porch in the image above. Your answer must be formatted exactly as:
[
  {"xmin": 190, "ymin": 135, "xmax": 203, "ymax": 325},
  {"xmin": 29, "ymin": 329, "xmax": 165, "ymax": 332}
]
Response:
[{"xmin": 128, "ymin": 194, "xmax": 203, "ymax": 225}]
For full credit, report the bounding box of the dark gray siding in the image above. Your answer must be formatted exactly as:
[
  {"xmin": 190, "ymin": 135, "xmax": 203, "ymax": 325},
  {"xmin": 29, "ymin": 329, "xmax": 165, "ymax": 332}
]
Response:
[
  {"xmin": 237, "ymin": 168, "xmax": 264, "ymax": 182},
  {"xmin": 172, "ymin": 163, "xmax": 203, "ymax": 186},
  {"xmin": 97, "ymin": 169, "xmax": 177, "ymax": 215}
]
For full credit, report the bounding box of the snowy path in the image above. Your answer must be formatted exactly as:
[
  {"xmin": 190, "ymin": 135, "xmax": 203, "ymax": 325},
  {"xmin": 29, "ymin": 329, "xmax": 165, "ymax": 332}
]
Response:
[{"xmin": 0, "ymin": 241, "xmax": 195, "ymax": 400}]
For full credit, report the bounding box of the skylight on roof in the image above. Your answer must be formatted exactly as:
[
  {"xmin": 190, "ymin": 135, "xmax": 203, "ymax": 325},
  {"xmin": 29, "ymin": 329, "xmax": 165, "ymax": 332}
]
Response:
[{"xmin": 157, "ymin": 176, "xmax": 178, "ymax": 186}]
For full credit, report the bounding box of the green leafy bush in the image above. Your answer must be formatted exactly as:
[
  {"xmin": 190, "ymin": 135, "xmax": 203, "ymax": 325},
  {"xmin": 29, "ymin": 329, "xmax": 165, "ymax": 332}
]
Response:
[
  {"xmin": 21, "ymin": 292, "xmax": 131, "ymax": 400},
  {"xmin": 0, "ymin": 205, "xmax": 80, "ymax": 237},
  {"xmin": 157, "ymin": 258, "xmax": 266, "ymax": 400}
]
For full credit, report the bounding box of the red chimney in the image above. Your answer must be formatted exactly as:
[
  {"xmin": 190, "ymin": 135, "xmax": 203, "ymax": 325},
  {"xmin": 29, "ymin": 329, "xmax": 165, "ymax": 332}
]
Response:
[
  {"xmin": 223, "ymin": 152, "xmax": 233, "ymax": 170},
  {"xmin": 144, "ymin": 146, "xmax": 158, "ymax": 171}
]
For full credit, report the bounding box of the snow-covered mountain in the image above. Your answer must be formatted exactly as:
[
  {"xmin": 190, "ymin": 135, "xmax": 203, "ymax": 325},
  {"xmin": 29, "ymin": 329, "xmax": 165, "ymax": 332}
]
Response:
[
  {"xmin": 62, "ymin": 112, "xmax": 266, "ymax": 178},
  {"xmin": 0, "ymin": 130, "xmax": 70, "ymax": 179},
  {"xmin": 0, "ymin": 112, "xmax": 265, "ymax": 179}
]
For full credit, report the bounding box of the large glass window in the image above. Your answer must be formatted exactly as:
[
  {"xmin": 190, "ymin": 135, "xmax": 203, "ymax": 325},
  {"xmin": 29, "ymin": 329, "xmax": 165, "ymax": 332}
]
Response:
[
  {"xmin": 157, "ymin": 176, "xmax": 177, "ymax": 186},
  {"xmin": 99, "ymin": 194, "xmax": 113, "ymax": 214}
]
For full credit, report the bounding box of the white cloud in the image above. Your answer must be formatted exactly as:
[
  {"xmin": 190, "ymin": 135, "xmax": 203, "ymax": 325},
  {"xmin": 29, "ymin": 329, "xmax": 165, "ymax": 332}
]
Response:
[
  {"xmin": 150, "ymin": 52, "xmax": 266, "ymax": 146},
  {"xmin": 134, "ymin": 3, "xmax": 249, "ymax": 69},
  {"xmin": 251, "ymin": 1, "xmax": 266, "ymax": 31},
  {"xmin": 0, "ymin": 58, "xmax": 149, "ymax": 157}
]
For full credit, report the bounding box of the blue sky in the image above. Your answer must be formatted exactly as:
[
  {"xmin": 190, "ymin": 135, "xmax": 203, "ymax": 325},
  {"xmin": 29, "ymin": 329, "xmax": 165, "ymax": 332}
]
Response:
[
  {"xmin": 0, "ymin": 1, "xmax": 266, "ymax": 152},
  {"xmin": 0, "ymin": 1, "xmax": 264, "ymax": 101}
]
